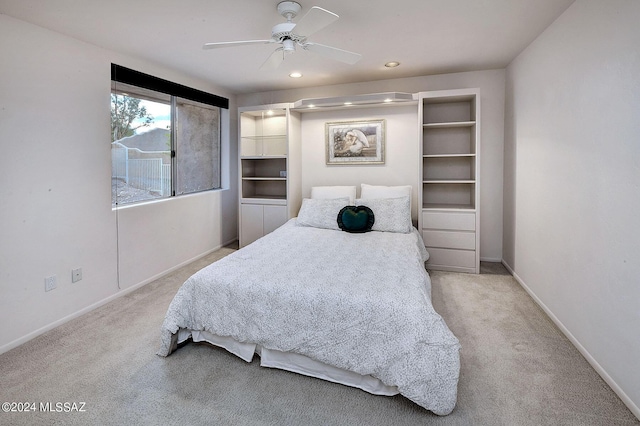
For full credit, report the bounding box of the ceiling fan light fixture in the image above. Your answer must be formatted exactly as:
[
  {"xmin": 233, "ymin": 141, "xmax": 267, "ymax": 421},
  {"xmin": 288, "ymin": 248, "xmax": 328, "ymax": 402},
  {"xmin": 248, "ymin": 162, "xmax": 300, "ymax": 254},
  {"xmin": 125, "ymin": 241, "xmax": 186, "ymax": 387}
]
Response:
[
  {"xmin": 282, "ymin": 38, "xmax": 296, "ymax": 53},
  {"xmin": 385, "ymin": 61, "xmax": 400, "ymax": 68}
]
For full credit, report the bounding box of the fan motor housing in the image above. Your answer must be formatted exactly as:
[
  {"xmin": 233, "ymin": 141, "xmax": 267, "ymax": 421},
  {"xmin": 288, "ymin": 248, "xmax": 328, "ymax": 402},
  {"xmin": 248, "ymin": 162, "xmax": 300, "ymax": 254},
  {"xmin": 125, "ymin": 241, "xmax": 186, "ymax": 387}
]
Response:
[{"xmin": 272, "ymin": 22, "xmax": 302, "ymax": 43}]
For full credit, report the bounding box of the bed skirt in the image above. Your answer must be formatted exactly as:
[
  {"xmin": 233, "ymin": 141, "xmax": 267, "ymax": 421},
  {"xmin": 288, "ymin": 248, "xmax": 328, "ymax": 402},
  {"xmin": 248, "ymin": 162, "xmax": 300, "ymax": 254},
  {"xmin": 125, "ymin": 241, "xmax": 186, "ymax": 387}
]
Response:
[{"xmin": 176, "ymin": 329, "xmax": 400, "ymax": 396}]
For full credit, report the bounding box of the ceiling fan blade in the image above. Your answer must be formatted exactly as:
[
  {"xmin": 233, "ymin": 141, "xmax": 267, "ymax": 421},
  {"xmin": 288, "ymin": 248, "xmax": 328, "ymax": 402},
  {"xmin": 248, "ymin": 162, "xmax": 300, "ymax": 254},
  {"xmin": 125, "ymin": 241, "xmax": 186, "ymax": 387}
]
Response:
[
  {"xmin": 292, "ymin": 6, "xmax": 338, "ymax": 37},
  {"xmin": 260, "ymin": 48, "xmax": 285, "ymax": 70},
  {"xmin": 203, "ymin": 40, "xmax": 273, "ymax": 49},
  {"xmin": 303, "ymin": 42, "xmax": 362, "ymax": 64}
]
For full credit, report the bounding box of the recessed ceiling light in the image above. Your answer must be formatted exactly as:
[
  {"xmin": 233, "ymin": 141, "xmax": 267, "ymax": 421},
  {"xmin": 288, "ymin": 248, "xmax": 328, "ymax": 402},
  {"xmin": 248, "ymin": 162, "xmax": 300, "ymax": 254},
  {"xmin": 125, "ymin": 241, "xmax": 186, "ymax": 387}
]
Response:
[
  {"xmin": 266, "ymin": 110, "xmax": 274, "ymax": 116},
  {"xmin": 384, "ymin": 61, "xmax": 400, "ymax": 68},
  {"xmin": 289, "ymin": 72, "xmax": 303, "ymax": 78},
  {"xmin": 383, "ymin": 98, "xmax": 393, "ymax": 103},
  {"xmin": 344, "ymin": 102, "xmax": 353, "ymax": 106}
]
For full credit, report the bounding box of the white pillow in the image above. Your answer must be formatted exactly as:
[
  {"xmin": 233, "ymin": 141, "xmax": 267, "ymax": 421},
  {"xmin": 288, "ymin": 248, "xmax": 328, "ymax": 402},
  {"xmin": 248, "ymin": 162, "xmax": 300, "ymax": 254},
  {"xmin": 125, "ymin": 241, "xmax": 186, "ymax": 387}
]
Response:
[
  {"xmin": 360, "ymin": 184, "xmax": 412, "ymax": 203},
  {"xmin": 310, "ymin": 186, "xmax": 357, "ymax": 204},
  {"xmin": 296, "ymin": 197, "xmax": 350, "ymax": 230},
  {"xmin": 355, "ymin": 197, "xmax": 412, "ymax": 233}
]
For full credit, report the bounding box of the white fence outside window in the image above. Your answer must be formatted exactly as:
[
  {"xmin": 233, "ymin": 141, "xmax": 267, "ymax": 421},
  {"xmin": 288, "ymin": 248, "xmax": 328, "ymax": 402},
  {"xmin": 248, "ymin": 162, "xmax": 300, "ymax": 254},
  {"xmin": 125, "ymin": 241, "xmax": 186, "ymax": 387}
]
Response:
[{"xmin": 111, "ymin": 142, "xmax": 171, "ymax": 196}]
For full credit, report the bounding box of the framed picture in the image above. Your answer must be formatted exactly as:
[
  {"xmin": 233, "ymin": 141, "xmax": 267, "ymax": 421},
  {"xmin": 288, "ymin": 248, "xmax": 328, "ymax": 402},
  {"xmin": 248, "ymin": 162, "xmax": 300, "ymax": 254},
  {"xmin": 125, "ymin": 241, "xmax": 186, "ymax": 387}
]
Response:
[{"xmin": 326, "ymin": 119, "xmax": 385, "ymax": 165}]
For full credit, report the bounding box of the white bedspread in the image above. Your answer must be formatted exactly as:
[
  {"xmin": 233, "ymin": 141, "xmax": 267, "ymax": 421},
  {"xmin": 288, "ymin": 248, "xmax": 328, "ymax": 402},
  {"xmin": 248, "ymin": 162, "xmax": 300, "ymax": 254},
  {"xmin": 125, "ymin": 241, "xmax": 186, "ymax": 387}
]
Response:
[{"xmin": 159, "ymin": 219, "xmax": 461, "ymax": 415}]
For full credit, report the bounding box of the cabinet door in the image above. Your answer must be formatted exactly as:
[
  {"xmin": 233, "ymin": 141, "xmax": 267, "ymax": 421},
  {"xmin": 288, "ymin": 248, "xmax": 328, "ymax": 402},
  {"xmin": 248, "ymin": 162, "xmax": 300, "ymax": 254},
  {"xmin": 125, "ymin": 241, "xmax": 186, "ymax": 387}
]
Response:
[
  {"xmin": 240, "ymin": 204, "xmax": 264, "ymax": 247},
  {"xmin": 263, "ymin": 205, "xmax": 287, "ymax": 234}
]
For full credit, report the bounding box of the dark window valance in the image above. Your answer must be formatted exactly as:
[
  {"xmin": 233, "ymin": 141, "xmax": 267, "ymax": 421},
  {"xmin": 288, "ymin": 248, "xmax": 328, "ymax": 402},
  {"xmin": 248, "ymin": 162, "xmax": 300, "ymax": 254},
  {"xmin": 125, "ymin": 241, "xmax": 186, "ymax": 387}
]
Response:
[{"xmin": 111, "ymin": 64, "xmax": 229, "ymax": 109}]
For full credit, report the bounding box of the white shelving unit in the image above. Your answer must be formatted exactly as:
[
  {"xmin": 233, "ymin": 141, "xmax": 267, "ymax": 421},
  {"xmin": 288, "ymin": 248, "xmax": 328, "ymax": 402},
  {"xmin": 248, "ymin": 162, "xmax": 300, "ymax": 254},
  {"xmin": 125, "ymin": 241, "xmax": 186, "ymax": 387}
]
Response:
[
  {"xmin": 418, "ymin": 89, "xmax": 480, "ymax": 273},
  {"xmin": 239, "ymin": 104, "xmax": 301, "ymax": 247}
]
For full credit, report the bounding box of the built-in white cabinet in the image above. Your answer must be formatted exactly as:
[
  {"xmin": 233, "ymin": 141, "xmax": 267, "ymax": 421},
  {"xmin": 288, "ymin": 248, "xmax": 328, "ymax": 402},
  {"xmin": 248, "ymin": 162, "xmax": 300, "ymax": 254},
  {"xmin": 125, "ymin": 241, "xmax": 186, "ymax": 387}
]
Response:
[
  {"xmin": 239, "ymin": 204, "xmax": 288, "ymax": 247},
  {"xmin": 418, "ymin": 89, "xmax": 480, "ymax": 273},
  {"xmin": 239, "ymin": 104, "xmax": 301, "ymax": 247}
]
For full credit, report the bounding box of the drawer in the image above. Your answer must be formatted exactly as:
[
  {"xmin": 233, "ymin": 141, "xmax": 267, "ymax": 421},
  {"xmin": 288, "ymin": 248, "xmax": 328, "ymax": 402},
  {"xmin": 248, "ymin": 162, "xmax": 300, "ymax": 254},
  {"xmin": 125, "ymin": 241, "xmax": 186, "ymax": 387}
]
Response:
[
  {"xmin": 426, "ymin": 247, "xmax": 476, "ymax": 269},
  {"xmin": 422, "ymin": 230, "xmax": 475, "ymax": 250},
  {"xmin": 422, "ymin": 211, "xmax": 475, "ymax": 231}
]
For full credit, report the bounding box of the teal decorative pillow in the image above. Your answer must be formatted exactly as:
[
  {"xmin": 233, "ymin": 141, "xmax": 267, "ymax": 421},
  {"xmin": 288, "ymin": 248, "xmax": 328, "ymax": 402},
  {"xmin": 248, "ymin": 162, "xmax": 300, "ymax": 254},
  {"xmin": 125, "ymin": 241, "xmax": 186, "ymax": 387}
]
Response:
[{"xmin": 337, "ymin": 206, "xmax": 375, "ymax": 233}]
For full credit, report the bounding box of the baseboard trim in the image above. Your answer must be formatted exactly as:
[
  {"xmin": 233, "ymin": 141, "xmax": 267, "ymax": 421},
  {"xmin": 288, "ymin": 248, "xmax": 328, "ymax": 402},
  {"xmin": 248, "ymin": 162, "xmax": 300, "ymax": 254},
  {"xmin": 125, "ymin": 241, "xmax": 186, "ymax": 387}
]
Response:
[
  {"xmin": 500, "ymin": 259, "xmax": 515, "ymax": 275},
  {"xmin": 0, "ymin": 244, "xmax": 226, "ymax": 356},
  {"xmin": 480, "ymin": 256, "xmax": 502, "ymax": 262},
  {"xmin": 501, "ymin": 259, "xmax": 640, "ymax": 420}
]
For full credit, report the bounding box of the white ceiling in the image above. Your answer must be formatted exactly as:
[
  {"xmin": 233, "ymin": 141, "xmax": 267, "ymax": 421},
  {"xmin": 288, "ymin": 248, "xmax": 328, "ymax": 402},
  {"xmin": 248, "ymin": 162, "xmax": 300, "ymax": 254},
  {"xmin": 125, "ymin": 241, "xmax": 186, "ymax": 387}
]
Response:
[{"xmin": 0, "ymin": 0, "xmax": 575, "ymax": 94}]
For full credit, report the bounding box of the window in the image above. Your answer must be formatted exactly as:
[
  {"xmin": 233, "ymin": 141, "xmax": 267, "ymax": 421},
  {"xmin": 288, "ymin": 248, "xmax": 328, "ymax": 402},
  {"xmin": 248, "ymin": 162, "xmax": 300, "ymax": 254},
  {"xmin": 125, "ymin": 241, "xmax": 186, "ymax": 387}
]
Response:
[
  {"xmin": 175, "ymin": 98, "xmax": 221, "ymax": 195},
  {"xmin": 110, "ymin": 64, "xmax": 228, "ymax": 207}
]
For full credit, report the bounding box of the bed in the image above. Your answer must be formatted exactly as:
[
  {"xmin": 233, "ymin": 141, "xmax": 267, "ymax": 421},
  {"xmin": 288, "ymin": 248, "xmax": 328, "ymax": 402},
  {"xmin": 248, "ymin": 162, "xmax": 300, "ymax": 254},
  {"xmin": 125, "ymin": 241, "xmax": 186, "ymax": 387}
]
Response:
[{"xmin": 158, "ymin": 186, "xmax": 461, "ymax": 416}]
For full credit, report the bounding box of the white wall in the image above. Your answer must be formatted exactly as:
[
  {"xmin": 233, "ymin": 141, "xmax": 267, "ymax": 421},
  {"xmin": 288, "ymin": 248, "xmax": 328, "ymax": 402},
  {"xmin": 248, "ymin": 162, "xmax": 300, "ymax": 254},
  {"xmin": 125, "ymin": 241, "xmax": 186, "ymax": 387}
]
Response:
[
  {"xmin": 238, "ymin": 70, "xmax": 505, "ymax": 261},
  {"xmin": 503, "ymin": 0, "xmax": 640, "ymax": 417},
  {"xmin": 0, "ymin": 15, "xmax": 238, "ymax": 353},
  {"xmin": 299, "ymin": 105, "xmax": 420, "ymax": 220}
]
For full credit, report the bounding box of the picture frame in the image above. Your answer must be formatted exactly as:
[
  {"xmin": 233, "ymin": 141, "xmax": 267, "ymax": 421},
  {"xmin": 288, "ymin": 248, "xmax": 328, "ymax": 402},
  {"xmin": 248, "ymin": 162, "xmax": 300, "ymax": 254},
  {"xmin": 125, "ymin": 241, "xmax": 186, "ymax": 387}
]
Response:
[{"xmin": 325, "ymin": 119, "xmax": 385, "ymax": 165}]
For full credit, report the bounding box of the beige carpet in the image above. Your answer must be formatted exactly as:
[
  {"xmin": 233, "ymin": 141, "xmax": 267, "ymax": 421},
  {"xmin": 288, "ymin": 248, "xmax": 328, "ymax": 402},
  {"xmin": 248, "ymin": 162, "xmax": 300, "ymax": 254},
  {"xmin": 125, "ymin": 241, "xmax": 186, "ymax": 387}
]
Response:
[{"xmin": 0, "ymin": 249, "xmax": 637, "ymax": 425}]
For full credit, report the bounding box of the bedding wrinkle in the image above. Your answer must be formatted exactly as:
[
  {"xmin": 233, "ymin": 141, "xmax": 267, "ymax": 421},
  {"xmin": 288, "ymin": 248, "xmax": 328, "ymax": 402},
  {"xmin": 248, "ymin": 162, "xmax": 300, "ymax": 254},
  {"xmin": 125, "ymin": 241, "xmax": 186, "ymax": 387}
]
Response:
[{"xmin": 159, "ymin": 219, "xmax": 460, "ymax": 415}]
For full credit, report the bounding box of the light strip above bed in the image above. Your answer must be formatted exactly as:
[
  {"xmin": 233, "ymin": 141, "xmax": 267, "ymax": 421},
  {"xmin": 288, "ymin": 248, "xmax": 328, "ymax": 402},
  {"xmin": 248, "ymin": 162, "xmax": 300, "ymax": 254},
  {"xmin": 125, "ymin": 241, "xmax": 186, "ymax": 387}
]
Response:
[{"xmin": 291, "ymin": 92, "xmax": 416, "ymax": 111}]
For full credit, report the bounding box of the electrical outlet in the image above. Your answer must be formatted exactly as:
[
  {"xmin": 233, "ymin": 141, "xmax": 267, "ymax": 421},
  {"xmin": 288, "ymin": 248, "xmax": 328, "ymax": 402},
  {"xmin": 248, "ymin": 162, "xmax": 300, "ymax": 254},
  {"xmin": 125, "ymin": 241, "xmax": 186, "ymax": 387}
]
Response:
[
  {"xmin": 72, "ymin": 268, "xmax": 82, "ymax": 283},
  {"xmin": 45, "ymin": 275, "xmax": 57, "ymax": 292}
]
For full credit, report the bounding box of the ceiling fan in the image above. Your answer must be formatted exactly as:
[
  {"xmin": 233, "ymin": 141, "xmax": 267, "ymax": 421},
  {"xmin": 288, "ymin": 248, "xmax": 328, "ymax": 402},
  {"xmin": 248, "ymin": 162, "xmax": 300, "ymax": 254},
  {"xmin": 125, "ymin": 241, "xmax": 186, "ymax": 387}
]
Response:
[{"xmin": 203, "ymin": 1, "xmax": 362, "ymax": 70}]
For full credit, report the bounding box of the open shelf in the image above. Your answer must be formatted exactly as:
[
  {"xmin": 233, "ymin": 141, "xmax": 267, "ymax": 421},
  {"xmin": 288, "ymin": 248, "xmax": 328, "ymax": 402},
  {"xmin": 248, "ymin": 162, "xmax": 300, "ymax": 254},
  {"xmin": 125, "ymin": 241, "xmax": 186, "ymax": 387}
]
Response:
[
  {"xmin": 423, "ymin": 126, "xmax": 476, "ymax": 156},
  {"xmin": 423, "ymin": 97, "xmax": 476, "ymax": 124},
  {"xmin": 242, "ymin": 177, "xmax": 286, "ymax": 181},
  {"xmin": 423, "ymin": 121, "xmax": 475, "ymax": 129},
  {"xmin": 241, "ymin": 179, "xmax": 287, "ymax": 200},
  {"xmin": 423, "ymin": 203, "xmax": 476, "ymax": 210},
  {"xmin": 422, "ymin": 182, "xmax": 476, "ymax": 210},
  {"xmin": 240, "ymin": 109, "xmax": 289, "ymax": 202},
  {"xmin": 240, "ymin": 195, "xmax": 287, "ymax": 204},
  {"xmin": 241, "ymin": 157, "xmax": 287, "ymax": 179},
  {"xmin": 423, "ymin": 156, "xmax": 476, "ymax": 181},
  {"xmin": 418, "ymin": 89, "xmax": 480, "ymax": 273}
]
